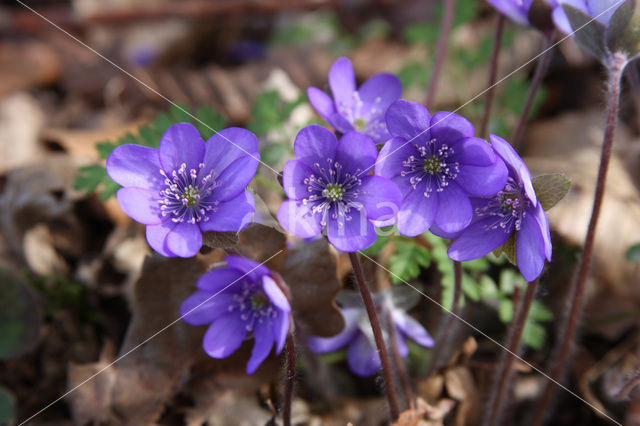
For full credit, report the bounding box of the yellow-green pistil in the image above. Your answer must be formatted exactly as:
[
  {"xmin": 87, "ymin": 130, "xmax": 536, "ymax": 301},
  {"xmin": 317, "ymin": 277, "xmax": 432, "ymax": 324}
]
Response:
[
  {"xmin": 182, "ymin": 185, "xmax": 200, "ymax": 206},
  {"xmin": 353, "ymin": 118, "xmax": 367, "ymax": 131},
  {"xmin": 423, "ymin": 156, "xmax": 442, "ymax": 175},
  {"xmin": 323, "ymin": 184, "xmax": 345, "ymax": 201},
  {"xmin": 251, "ymin": 293, "xmax": 268, "ymax": 310}
]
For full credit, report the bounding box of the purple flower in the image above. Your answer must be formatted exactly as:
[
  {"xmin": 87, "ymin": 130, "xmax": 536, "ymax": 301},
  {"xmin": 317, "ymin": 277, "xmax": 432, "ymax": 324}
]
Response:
[
  {"xmin": 106, "ymin": 123, "xmax": 259, "ymax": 257},
  {"xmin": 552, "ymin": 0, "xmax": 622, "ymax": 33},
  {"xmin": 277, "ymin": 125, "xmax": 402, "ymax": 252},
  {"xmin": 307, "ymin": 295, "xmax": 434, "ymax": 377},
  {"xmin": 180, "ymin": 255, "xmax": 291, "ymax": 374},
  {"xmin": 307, "ymin": 57, "xmax": 402, "ymax": 143},
  {"xmin": 487, "ymin": 0, "xmax": 558, "ymax": 28},
  {"xmin": 447, "ymin": 135, "xmax": 552, "ymax": 282},
  {"xmin": 375, "ymin": 100, "xmax": 508, "ymax": 237}
]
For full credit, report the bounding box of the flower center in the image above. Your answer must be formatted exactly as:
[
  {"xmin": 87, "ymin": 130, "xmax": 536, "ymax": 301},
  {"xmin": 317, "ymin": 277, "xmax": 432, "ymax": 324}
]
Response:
[
  {"xmin": 423, "ymin": 156, "xmax": 442, "ymax": 174},
  {"xmin": 476, "ymin": 178, "xmax": 530, "ymax": 233},
  {"xmin": 323, "ymin": 184, "xmax": 344, "ymax": 201},
  {"xmin": 401, "ymin": 139, "xmax": 459, "ymax": 198},
  {"xmin": 183, "ymin": 185, "xmax": 200, "ymax": 206},
  {"xmin": 159, "ymin": 163, "xmax": 220, "ymax": 224},
  {"xmin": 301, "ymin": 158, "xmax": 365, "ymax": 228},
  {"xmin": 335, "ymin": 91, "xmax": 388, "ymax": 139},
  {"xmin": 251, "ymin": 294, "xmax": 268, "ymax": 310},
  {"xmin": 353, "ymin": 118, "xmax": 367, "ymax": 131},
  {"xmin": 228, "ymin": 282, "xmax": 278, "ymax": 333}
]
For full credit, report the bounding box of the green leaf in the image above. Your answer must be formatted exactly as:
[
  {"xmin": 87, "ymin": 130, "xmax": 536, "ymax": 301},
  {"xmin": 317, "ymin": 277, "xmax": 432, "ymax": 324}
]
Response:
[
  {"xmin": 397, "ymin": 61, "xmax": 432, "ymax": 89},
  {"xmin": 98, "ymin": 179, "xmax": 121, "ymax": 201},
  {"xmin": 494, "ymin": 233, "xmax": 517, "ymax": 265},
  {"xmin": 362, "ymin": 235, "xmax": 392, "ymax": 256},
  {"xmin": 74, "ymin": 164, "xmax": 108, "ymax": 194},
  {"xmin": 606, "ymin": 0, "xmax": 640, "ymax": 57},
  {"xmin": 462, "ymin": 257, "xmax": 489, "ymax": 271},
  {"xmin": 626, "ymin": 243, "xmax": 640, "ymax": 262},
  {"xmin": 96, "ymin": 141, "xmax": 119, "ymax": 160},
  {"xmin": 498, "ymin": 297, "xmax": 514, "ymax": 323},
  {"xmin": 479, "ymin": 275, "xmax": 499, "ymax": 298},
  {"xmin": 529, "ymin": 300, "xmax": 554, "ymax": 322},
  {"xmin": 563, "ymin": 4, "xmax": 608, "ymax": 61},
  {"xmin": 441, "ymin": 272, "xmax": 455, "ymax": 312},
  {"xmin": 0, "ymin": 386, "xmax": 15, "ymax": 426},
  {"xmin": 0, "ymin": 270, "xmax": 42, "ymax": 360},
  {"xmin": 532, "ymin": 174, "xmax": 571, "ymax": 211},
  {"xmin": 461, "ymin": 273, "xmax": 480, "ymax": 301},
  {"xmin": 499, "ymin": 269, "xmax": 525, "ymax": 294},
  {"xmin": 389, "ymin": 240, "xmax": 431, "ymax": 283},
  {"xmin": 523, "ymin": 321, "xmax": 547, "ymax": 350}
]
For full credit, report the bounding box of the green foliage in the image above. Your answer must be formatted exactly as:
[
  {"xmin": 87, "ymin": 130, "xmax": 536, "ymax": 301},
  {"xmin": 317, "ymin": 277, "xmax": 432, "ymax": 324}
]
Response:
[
  {"xmin": 478, "ymin": 269, "xmax": 553, "ymax": 350},
  {"xmin": 28, "ymin": 273, "xmax": 101, "ymax": 323},
  {"xmin": 389, "ymin": 240, "xmax": 431, "ymax": 284},
  {"xmin": 0, "ymin": 270, "xmax": 41, "ymax": 360},
  {"xmin": 397, "ymin": 61, "xmax": 432, "ymax": 91},
  {"xmin": 246, "ymin": 90, "xmax": 306, "ymax": 167},
  {"xmin": 0, "ymin": 386, "xmax": 14, "ymax": 426},
  {"xmin": 626, "ymin": 243, "xmax": 640, "ymax": 262},
  {"xmin": 532, "ymin": 174, "xmax": 572, "ymax": 211},
  {"xmin": 74, "ymin": 104, "xmax": 226, "ymax": 200}
]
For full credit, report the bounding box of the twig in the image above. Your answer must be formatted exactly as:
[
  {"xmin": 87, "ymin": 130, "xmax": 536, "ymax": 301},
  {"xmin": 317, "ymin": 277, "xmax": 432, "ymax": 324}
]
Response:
[
  {"xmin": 349, "ymin": 252, "xmax": 400, "ymax": 420},
  {"xmin": 531, "ymin": 52, "xmax": 627, "ymax": 426},
  {"xmin": 283, "ymin": 334, "xmax": 296, "ymax": 426},
  {"xmin": 425, "ymin": 0, "xmax": 456, "ymax": 109},
  {"xmin": 510, "ymin": 33, "xmax": 554, "ymax": 150},
  {"xmin": 387, "ymin": 310, "xmax": 415, "ymax": 409},
  {"xmin": 479, "ymin": 14, "xmax": 505, "ymax": 139},
  {"xmin": 484, "ymin": 279, "xmax": 538, "ymax": 426}
]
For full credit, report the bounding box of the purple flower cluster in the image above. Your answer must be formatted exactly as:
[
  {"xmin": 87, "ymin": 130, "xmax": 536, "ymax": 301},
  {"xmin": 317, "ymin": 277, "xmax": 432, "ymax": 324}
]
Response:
[
  {"xmin": 447, "ymin": 135, "xmax": 552, "ymax": 282},
  {"xmin": 308, "ymin": 57, "xmax": 402, "ymax": 143},
  {"xmin": 277, "ymin": 125, "xmax": 402, "ymax": 252},
  {"xmin": 180, "ymin": 256, "xmax": 291, "ymax": 374},
  {"xmin": 376, "ymin": 100, "xmax": 508, "ymax": 237},
  {"xmin": 307, "ymin": 297, "xmax": 434, "ymax": 376},
  {"xmin": 107, "ymin": 123, "xmax": 259, "ymax": 257}
]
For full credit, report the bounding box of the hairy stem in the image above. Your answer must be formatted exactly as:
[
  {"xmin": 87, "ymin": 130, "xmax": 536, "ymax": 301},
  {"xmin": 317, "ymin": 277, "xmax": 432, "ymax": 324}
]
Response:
[
  {"xmin": 427, "ymin": 260, "xmax": 464, "ymax": 373},
  {"xmin": 425, "ymin": 0, "xmax": 456, "ymax": 109},
  {"xmin": 387, "ymin": 310, "xmax": 415, "ymax": 409},
  {"xmin": 479, "ymin": 14, "xmax": 505, "ymax": 139},
  {"xmin": 511, "ymin": 34, "xmax": 554, "ymax": 150},
  {"xmin": 282, "ymin": 334, "xmax": 296, "ymax": 426},
  {"xmin": 531, "ymin": 53, "xmax": 626, "ymax": 426},
  {"xmin": 349, "ymin": 252, "xmax": 400, "ymax": 420},
  {"xmin": 484, "ymin": 279, "xmax": 538, "ymax": 426}
]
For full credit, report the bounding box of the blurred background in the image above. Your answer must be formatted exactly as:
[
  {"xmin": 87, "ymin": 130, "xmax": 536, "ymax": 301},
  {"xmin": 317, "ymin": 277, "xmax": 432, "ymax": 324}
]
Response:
[{"xmin": 1, "ymin": 0, "xmax": 640, "ymax": 425}]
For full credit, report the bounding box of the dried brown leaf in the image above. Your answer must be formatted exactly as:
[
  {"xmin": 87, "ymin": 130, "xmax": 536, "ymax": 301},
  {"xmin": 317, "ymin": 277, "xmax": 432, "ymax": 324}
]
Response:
[
  {"xmin": 282, "ymin": 239, "xmax": 344, "ymax": 337},
  {"xmin": 67, "ymin": 254, "xmax": 210, "ymax": 425}
]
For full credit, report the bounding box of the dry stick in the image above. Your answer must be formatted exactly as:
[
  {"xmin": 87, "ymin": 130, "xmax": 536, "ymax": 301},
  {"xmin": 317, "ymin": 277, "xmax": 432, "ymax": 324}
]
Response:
[
  {"xmin": 427, "ymin": 260, "xmax": 463, "ymax": 374},
  {"xmin": 479, "ymin": 14, "xmax": 506, "ymax": 139},
  {"xmin": 282, "ymin": 334, "xmax": 296, "ymax": 426},
  {"xmin": 425, "ymin": 0, "xmax": 456, "ymax": 109},
  {"xmin": 484, "ymin": 279, "xmax": 539, "ymax": 426},
  {"xmin": 510, "ymin": 34, "xmax": 554, "ymax": 151},
  {"xmin": 386, "ymin": 310, "xmax": 416, "ymax": 410},
  {"xmin": 531, "ymin": 52, "xmax": 627, "ymax": 426},
  {"xmin": 615, "ymin": 371, "xmax": 640, "ymax": 400},
  {"xmin": 348, "ymin": 252, "xmax": 400, "ymax": 420}
]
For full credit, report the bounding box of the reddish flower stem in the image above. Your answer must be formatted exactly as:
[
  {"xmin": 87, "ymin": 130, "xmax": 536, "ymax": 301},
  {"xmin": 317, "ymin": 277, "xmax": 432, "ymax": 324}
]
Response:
[
  {"xmin": 387, "ymin": 310, "xmax": 415, "ymax": 409},
  {"xmin": 348, "ymin": 252, "xmax": 400, "ymax": 420},
  {"xmin": 425, "ymin": 0, "xmax": 456, "ymax": 109},
  {"xmin": 484, "ymin": 278, "xmax": 539, "ymax": 426},
  {"xmin": 510, "ymin": 34, "xmax": 554, "ymax": 151},
  {"xmin": 479, "ymin": 14, "xmax": 505, "ymax": 139},
  {"xmin": 282, "ymin": 333, "xmax": 296, "ymax": 426},
  {"xmin": 531, "ymin": 53, "xmax": 627, "ymax": 426}
]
